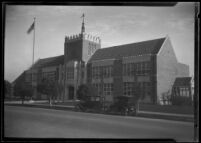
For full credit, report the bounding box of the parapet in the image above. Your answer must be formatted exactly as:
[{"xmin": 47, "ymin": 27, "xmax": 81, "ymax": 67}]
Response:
[
  {"xmin": 84, "ymin": 33, "xmax": 101, "ymax": 44},
  {"xmin": 65, "ymin": 33, "xmax": 101, "ymax": 44}
]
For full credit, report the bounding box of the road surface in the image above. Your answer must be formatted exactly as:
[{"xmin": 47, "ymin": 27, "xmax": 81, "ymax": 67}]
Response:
[{"xmin": 4, "ymin": 105, "xmax": 194, "ymax": 141}]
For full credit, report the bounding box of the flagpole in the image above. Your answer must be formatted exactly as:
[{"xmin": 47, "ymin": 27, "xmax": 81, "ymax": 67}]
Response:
[
  {"xmin": 31, "ymin": 17, "xmax": 36, "ymax": 100},
  {"xmin": 33, "ymin": 17, "xmax": 35, "ymax": 67}
]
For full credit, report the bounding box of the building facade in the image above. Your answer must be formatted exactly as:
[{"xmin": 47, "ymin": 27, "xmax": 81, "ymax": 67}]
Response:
[{"xmin": 13, "ymin": 17, "xmax": 191, "ymax": 105}]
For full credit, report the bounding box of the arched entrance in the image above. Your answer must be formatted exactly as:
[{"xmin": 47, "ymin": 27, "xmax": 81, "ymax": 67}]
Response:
[{"xmin": 68, "ymin": 86, "xmax": 74, "ymax": 100}]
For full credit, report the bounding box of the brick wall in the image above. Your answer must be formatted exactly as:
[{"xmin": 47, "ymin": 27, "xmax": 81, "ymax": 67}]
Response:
[
  {"xmin": 151, "ymin": 55, "xmax": 157, "ymax": 104},
  {"xmin": 113, "ymin": 59, "xmax": 123, "ymax": 98},
  {"xmin": 64, "ymin": 39, "xmax": 83, "ymax": 63}
]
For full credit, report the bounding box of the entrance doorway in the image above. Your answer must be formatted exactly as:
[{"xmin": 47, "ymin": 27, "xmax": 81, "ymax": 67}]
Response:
[{"xmin": 68, "ymin": 86, "xmax": 74, "ymax": 100}]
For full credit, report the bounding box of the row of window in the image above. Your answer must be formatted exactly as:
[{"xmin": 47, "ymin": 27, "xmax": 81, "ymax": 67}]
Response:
[
  {"xmin": 92, "ymin": 82, "xmax": 151, "ymax": 97},
  {"xmin": 93, "ymin": 83, "xmax": 113, "ymax": 96},
  {"xmin": 103, "ymin": 83, "xmax": 113, "ymax": 96},
  {"xmin": 26, "ymin": 72, "xmax": 57, "ymax": 82},
  {"xmin": 91, "ymin": 62, "xmax": 151, "ymax": 79},
  {"xmin": 25, "ymin": 73, "xmax": 37, "ymax": 82},
  {"xmin": 92, "ymin": 66, "xmax": 113, "ymax": 79},
  {"xmin": 123, "ymin": 82, "xmax": 151, "ymax": 97},
  {"xmin": 26, "ymin": 62, "xmax": 151, "ymax": 82},
  {"xmin": 42, "ymin": 72, "xmax": 56, "ymax": 81},
  {"xmin": 172, "ymin": 87, "xmax": 190, "ymax": 97},
  {"xmin": 123, "ymin": 62, "xmax": 151, "ymax": 76}
]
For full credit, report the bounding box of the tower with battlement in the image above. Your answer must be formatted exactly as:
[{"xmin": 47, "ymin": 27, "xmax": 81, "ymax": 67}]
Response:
[
  {"xmin": 64, "ymin": 14, "xmax": 101, "ymax": 64},
  {"xmin": 63, "ymin": 14, "xmax": 101, "ymax": 100}
]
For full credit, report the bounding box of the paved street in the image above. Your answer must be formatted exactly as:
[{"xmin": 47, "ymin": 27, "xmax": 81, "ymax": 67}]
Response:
[{"xmin": 4, "ymin": 105, "xmax": 194, "ymax": 141}]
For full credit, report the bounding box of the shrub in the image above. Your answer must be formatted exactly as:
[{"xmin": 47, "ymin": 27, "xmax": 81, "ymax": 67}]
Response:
[
  {"xmin": 14, "ymin": 82, "xmax": 33, "ymax": 103},
  {"xmin": 109, "ymin": 96, "xmax": 129, "ymax": 113},
  {"xmin": 170, "ymin": 95, "xmax": 193, "ymax": 106},
  {"xmin": 77, "ymin": 101, "xmax": 102, "ymax": 112}
]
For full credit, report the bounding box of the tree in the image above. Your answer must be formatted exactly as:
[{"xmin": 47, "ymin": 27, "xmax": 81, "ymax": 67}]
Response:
[
  {"xmin": 170, "ymin": 95, "xmax": 193, "ymax": 106},
  {"xmin": 161, "ymin": 90, "xmax": 171, "ymax": 105},
  {"xmin": 4, "ymin": 80, "xmax": 11, "ymax": 99},
  {"xmin": 77, "ymin": 84, "xmax": 98, "ymax": 102},
  {"xmin": 14, "ymin": 82, "xmax": 33, "ymax": 104},
  {"xmin": 77, "ymin": 84, "xmax": 90, "ymax": 102},
  {"xmin": 108, "ymin": 83, "xmax": 143, "ymax": 115},
  {"xmin": 110, "ymin": 96, "xmax": 129, "ymax": 115},
  {"xmin": 37, "ymin": 78, "xmax": 58, "ymax": 106},
  {"xmin": 55, "ymin": 81, "xmax": 64, "ymax": 101},
  {"xmin": 76, "ymin": 84, "xmax": 100, "ymax": 111}
]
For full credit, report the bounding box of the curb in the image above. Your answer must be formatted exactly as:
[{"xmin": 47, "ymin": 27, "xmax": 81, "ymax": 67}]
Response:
[{"xmin": 4, "ymin": 103, "xmax": 194, "ymax": 122}]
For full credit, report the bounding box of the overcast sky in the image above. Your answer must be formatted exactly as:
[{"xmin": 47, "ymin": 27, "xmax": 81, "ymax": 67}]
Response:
[{"xmin": 5, "ymin": 3, "xmax": 195, "ymax": 82}]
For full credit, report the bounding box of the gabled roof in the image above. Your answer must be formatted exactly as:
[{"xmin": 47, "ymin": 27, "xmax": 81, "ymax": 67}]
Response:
[
  {"xmin": 31, "ymin": 55, "xmax": 64, "ymax": 69},
  {"xmin": 173, "ymin": 77, "xmax": 192, "ymax": 86},
  {"xmin": 12, "ymin": 71, "xmax": 26, "ymax": 85},
  {"xmin": 88, "ymin": 37, "xmax": 166, "ymax": 62}
]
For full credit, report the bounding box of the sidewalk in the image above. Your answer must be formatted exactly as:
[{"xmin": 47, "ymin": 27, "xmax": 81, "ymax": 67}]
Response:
[
  {"xmin": 137, "ymin": 110, "xmax": 194, "ymax": 122},
  {"xmin": 4, "ymin": 100, "xmax": 49, "ymax": 104},
  {"xmin": 138, "ymin": 110, "xmax": 194, "ymax": 118}
]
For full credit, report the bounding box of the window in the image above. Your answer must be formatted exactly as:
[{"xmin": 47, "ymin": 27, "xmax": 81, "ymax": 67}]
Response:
[
  {"xmin": 92, "ymin": 66, "xmax": 113, "ymax": 79},
  {"xmin": 42, "ymin": 71, "xmax": 56, "ymax": 81},
  {"xmin": 123, "ymin": 63, "xmax": 134, "ymax": 76},
  {"xmin": 93, "ymin": 83, "xmax": 103, "ymax": 96},
  {"xmin": 32, "ymin": 73, "xmax": 37, "ymax": 81},
  {"xmin": 93, "ymin": 66, "xmax": 100, "ymax": 79},
  {"xmin": 103, "ymin": 66, "xmax": 113, "ymax": 78},
  {"xmin": 123, "ymin": 82, "xmax": 134, "ymax": 97},
  {"xmin": 179, "ymin": 87, "xmax": 190, "ymax": 97},
  {"xmin": 123, "ymin": 61, "xmax": 151, "ymax": 76},
  {"xmin": 81, "ymin": 71, "xmax": 84, "ymax": 78},
  {"xmin": 66, "ymin": 67, "xmax": 74, "ymax": 79},
  {"xmin": 123, "ymin": 64, "xmax": 126, "ymax": 76},
  {"xmin": 25, "ymin": 73, "xmax": 32, "ymax": 82},
  {"xmin": 61, "ymin": 69, "xmax": 64, "ymax": 80},
  {"xmin": 144, "ymin": 62, "xmax": 151, "ymax": 75},
  {"xmin": 103, "ymin": 83, "xmax": 113, "ymax": 96}
]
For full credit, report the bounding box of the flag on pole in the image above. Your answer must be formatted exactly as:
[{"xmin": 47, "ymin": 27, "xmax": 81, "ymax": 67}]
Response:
[
  {"xmin": 81, "ymin": 13, "xmax": 84, "ymax": 18},
  {"xmin": 27, "ymin": 22, "xmax": 35, "ymax": 34}
]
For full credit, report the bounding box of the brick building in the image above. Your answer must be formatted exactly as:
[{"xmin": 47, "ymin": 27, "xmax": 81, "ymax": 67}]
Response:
[
  {"xmin": 172, "ymin": 77, "xmax": 193, "ymax": 99},
  {"xmin": 13, "ymin": 17, "xmax": 191, "ymax": 105}
]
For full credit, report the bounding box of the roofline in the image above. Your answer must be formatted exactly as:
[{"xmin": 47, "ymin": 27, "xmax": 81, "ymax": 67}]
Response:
[
  {"xmin": 28, "ymin": 54, "xmax": 64, "ymax": 69},
  {"xmin": 101, "ymin": 37, "xmax": 167, "ymax": 50},
  {"xmin": 11, "ymin": 71, "xmax": 26, "ymax": 84},
  {"xmin": 28, "ymin": 58, "xmax": 40, "ymax": 70},
  {"xmin": 157, "ymin": 35, "xmax": 178, "ymax": 63},
  {"xmin": 157, "ymin": 35, "xmax": 168, "ymax": 55},
  {"xmin": 89, "ymin": 53, "xmax": 154, "ymax": 63},
  {"xmin": 89, "ymin": 37, "xmax": 166, "ymax": 62},
  {"xmin": 88, "ymin": 58, "xmax": 116, "ymax": 63},
  {"xmin": 38, "ymin": 54, "xmax": 64, "ymax": 61}
]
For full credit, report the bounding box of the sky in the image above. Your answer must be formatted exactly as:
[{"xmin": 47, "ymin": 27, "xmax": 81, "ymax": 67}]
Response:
[{"xmin": 4, "ymin": 3, "xmax": 195, "ymax": 82}]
